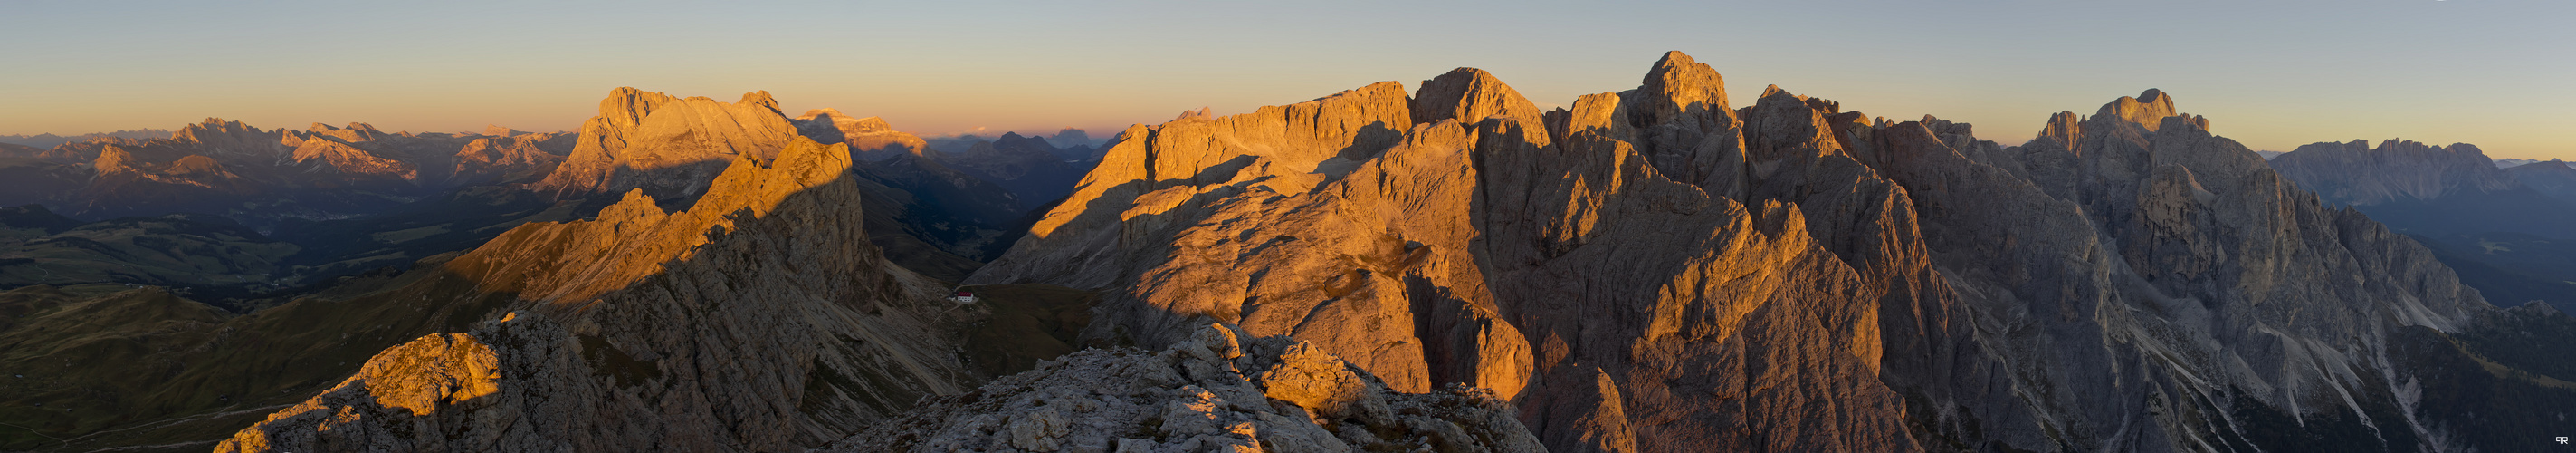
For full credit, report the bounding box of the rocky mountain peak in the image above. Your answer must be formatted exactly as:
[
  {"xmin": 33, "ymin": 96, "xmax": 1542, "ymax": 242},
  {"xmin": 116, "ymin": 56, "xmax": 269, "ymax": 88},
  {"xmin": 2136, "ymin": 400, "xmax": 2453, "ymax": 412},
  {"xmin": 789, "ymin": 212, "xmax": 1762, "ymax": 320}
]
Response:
[
  {"xmin": 1412, "ymin": 67, "xmax": 1545, "ymax": 128},
  {"xmin": 2506, "ymin": 158, "xmax": 2576, "ymax": 206},
  {"xmin": 2037, "ymin": 111, "xmax": 2083, "ymax": 149},
  {"xmin": 853, "ymin": 116, "xmax": 893, "ymax": 132},
  {"xmin": 180, "ymin": 117, "xmax": 260, "ymax": 136},
  {"xmin": 1741, "ymin": 84, "xmax": 1844, "ymax": 161},
  {"xmin": 2271, "ymin": 138, "xmax": 2519, "ymax": 205},
  {"xmin": 2094, "ymin": 88, "xmax": 2183, "ymax": 130},
  {"xmin": 1640, "ymin": 51, "xmax": 1731, "ymax": 120},
  {"xmin": 91, "ymin": 144, "xmax": 135, "ymax": 173},
  {"xmin": 795, "ymin": 109, "xmax": 894, "ymax": 134},
  {"xmin": 303, "ymin": 121, "xmax": 392, "ymax": 143},
  {"xmin": 793, "ymin": 108, "xmax": 926, "ymax": 159},
  {"xmin": 991, "ymin": 131, "xmax": 1044, "ymax": 148},
  {"xmin": 168, "ymin": 118, "xmax": 291, "ymax": 159},
  {"xmin": 534, "ymin": 87, "xmax": 801, "ymax": 198},
  {"xmin": 1051, "ymin": 128, "xmax": 1090, "ymax": 145},
  {"xmin": 737, "ymin": 90, "xmax": 782, "ymax": 112}
]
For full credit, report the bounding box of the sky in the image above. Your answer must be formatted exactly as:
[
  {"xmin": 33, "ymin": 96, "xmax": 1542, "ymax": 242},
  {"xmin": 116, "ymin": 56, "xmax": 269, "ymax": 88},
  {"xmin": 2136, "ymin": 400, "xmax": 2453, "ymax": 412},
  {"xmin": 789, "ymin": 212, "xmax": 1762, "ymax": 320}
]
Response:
[{"xmin": 4, "ymin": 0, "xmax": 2571, "ymax": 159}]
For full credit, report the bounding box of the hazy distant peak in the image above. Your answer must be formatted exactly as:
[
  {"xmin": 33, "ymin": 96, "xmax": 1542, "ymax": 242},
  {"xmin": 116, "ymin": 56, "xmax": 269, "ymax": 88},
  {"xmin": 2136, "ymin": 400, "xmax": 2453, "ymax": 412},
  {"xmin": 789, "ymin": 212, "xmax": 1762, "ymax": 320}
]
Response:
[
  {"xmin": 797, "ymin": 108, "xmax": 892, "ymax": 132},
  {"xmin": 1051, "ymin": 128, "xmax": 1088, "ymax": 143},
  {"xmin": 301, "ymin": 121, "xmax": 392, "ymax": 143},
  {"xmin": 852, "ymin": 116, "xmax": 892, "ymax": 132},
  {"xmin": 2271, "ymin": 138, "xmax": 2516, "ymax": 205},
  {"xmin": 793, "ymin": 107, "xmax": 844, "ymax": 120},
  {"xmin": 184, "ymin": 118, "xmax": 261, "ymax": 135}
]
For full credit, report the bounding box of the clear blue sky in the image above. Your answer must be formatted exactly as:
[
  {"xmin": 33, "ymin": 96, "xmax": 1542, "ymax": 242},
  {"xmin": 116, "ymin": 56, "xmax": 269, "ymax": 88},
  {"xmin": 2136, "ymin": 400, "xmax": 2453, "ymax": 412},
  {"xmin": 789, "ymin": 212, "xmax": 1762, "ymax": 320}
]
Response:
[{"xmin": 4, "ymin": 0, "xmax": 2570, "ymax": 158}]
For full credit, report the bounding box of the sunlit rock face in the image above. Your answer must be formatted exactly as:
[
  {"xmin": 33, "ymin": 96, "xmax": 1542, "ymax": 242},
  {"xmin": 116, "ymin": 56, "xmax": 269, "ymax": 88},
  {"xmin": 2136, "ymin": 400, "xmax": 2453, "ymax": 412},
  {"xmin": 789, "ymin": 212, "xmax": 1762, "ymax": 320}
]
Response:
[
  {"xmin": 794, "ymin": 108, "xmax": 932, "ymax": 161},
  {"xmin": 533, "ymin": 88, "xmax": 803, "ymax": 199},
  {"xmin": 219, "ymin": 138, "xmax": 987, "ymax": 451},
  {"xmin": 970, "ymin": 52, "xmax": 2501, "ymax": 451},
  {"xmin": 972, "ymin": 54, "xmax": 1920, "ymax": 451},
  {"xmin": 530, "ymin": 88, "xmax": 1034, "ymax": 279}
]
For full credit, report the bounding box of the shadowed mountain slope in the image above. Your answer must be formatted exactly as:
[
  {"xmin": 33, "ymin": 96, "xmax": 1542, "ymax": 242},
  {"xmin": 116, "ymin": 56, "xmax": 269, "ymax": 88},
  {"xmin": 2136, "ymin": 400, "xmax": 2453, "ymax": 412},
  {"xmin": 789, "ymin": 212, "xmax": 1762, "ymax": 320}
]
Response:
[{"xmin": 2506, "ymin": 159, "xmax": 2576, "ymax": 206}]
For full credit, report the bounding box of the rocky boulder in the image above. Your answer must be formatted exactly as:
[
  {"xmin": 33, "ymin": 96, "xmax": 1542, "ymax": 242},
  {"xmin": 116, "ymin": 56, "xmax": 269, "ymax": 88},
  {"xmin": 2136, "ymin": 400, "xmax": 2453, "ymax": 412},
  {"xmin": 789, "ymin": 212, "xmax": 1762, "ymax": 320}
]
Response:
[{"xmin": 826, "ymin": 323, "xmax": 1543, "ymax": 453}]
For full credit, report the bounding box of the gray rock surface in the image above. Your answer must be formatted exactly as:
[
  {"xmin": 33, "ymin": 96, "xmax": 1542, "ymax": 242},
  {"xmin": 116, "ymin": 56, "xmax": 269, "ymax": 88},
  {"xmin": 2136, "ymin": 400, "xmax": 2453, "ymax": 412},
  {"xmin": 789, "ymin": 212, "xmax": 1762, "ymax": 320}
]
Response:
[{"xmin": 825, "ymin": 323, "xmax": 1542, "ymax": 453}]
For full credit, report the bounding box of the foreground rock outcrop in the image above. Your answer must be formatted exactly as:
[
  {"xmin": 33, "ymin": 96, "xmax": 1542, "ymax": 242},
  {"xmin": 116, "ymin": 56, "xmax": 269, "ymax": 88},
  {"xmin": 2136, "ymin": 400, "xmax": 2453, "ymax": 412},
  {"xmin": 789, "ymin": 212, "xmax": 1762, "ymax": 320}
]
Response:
[{"xmin": 828, "ymin": 323, "xmax": 1542, "ymax": 453}]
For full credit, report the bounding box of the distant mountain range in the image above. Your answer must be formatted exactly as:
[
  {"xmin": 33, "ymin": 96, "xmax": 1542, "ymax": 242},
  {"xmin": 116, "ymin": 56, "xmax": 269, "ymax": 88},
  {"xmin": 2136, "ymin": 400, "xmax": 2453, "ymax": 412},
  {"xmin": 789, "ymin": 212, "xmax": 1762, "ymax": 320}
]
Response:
[
  {"xmin": 2269, "ymin": 139, "xmax": 2576, "ymax": 313},
  {"xmin": 0, "ymin": 129, "xmax": 173, "ymax": 149}
]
